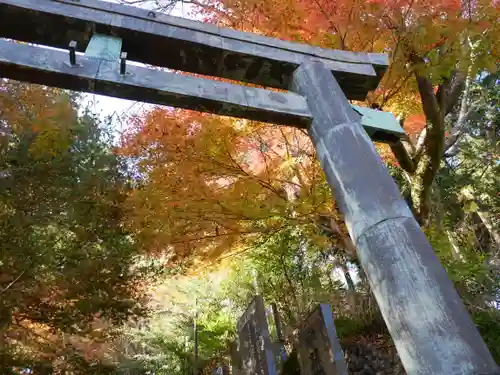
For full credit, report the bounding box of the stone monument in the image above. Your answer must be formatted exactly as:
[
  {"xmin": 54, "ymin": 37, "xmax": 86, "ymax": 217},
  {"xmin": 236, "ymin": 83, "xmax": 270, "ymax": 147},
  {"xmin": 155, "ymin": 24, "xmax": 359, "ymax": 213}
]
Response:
[
  {"xmin": 298, "ymin": 304, "xmax": 348, "ymax": 375},
  {"xmin": 237, "ymin": 296, "xmax": 277, "ymax": 375}
]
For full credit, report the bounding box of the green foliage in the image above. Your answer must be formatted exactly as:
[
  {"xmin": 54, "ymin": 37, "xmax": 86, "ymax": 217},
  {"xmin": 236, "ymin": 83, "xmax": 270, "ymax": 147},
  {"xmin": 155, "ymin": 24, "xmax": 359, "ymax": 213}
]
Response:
[
  {"xmin": 0, "ymin": 82, "xmax": 153, "ymax": 372},
  {"xmin": 472, "ymin": 310, "xmax": 500, "ymax": 364},
  {"xmin": 425, "ymin": 226, "xmax": 498, "ymax": 304},
  {"xmin": 113, "ymin": 70, "xmax": 500, "ymax": 373},
  {"xmin": 2, "ymin": 55, "xmax": 498, "ymax": 375},
  {"xmin": 116, "ymin": 227, "xmax": 350, "ymax": 374},
  {"xmin": 116, "ymin": 273, "xmax": 236, "ymax": 375},
  {"xmin": 440, "ymin": 70, "xmax": 500, "ymax": 224},
  {"xmin": 221, "ymin": 227, "xmax": 338, "ymax": 327}
]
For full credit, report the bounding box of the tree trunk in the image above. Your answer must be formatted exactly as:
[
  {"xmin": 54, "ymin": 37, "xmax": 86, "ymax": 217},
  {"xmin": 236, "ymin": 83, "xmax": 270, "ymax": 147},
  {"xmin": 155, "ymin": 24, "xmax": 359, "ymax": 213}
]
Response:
[
  {"xmin": 476, "ymin": 210, "xmax": 500, "ymax": 253},
  {"xmin": 343, "ymin": 267, "xmax": 355, "ymax": 292},
  {"xmin": 390, "ymin": 55, "xmax": 471, "ymax": 227},
  {"xmin": 461, "ymin": 188, "xmax": 500, "ymax": 254}
]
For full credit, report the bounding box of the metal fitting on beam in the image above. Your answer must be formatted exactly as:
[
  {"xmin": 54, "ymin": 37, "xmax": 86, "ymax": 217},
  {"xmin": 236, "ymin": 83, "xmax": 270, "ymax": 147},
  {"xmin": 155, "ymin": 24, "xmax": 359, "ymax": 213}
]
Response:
[
  {"xmin": 69, "ymin": 41, "xmax": 77, "ymax": 66},
  {"xmin": 120, "ymin": 52, "xmax": 127, "ymax": 75}
]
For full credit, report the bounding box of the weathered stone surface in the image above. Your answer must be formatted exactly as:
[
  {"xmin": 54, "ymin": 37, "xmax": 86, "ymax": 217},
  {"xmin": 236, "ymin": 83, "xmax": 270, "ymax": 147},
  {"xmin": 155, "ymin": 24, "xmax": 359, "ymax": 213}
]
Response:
[
  {"xmin": 0, "ymin": 0, "xmax": 385, "ymax": 100},
  {"xmin": 290, "ymin": 59, "xmax": 499, "ymax": 375},
  {"xmin": 0, "ymin": 38, "xmax": 404, "ymax": 141},
  {"xmin": 237, "ymin": 296, "xmax": 277, "ymax": 375},
  {"xmin": 229, "ymin": 341, "xmax": 243, "ymax": 375},
  {"xmin": 0, "ymin": 38, "xmax": 312, "ymax": 127},
  {"xmin": 297, "ymin": 304, "xmax": 348, "ymax": 375}
]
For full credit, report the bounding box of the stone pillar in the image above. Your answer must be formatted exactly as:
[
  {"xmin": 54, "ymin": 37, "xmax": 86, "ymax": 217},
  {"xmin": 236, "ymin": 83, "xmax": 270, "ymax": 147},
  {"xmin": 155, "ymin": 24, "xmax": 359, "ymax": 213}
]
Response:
[
  {"xmin": 229, "ymin": 340, "xmax": 243, "ymax": 375},
  {"xmin": 298, "ymin": 304, "xmax": 348, "ymax": 375},
  {"xmin": 237, "ymin": 296, "xmax": 277, "ymax": 375},
  {"xmin": 290, "ymin": 60, "xmax": 498, "ymax": 375}
]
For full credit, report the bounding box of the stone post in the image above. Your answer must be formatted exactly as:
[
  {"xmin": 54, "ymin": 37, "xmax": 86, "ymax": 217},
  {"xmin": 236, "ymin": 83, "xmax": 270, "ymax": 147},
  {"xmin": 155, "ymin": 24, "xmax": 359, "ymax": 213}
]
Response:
[{"xmin": 290, "ymin": 60, "xmax": 498, "ymax": 375}]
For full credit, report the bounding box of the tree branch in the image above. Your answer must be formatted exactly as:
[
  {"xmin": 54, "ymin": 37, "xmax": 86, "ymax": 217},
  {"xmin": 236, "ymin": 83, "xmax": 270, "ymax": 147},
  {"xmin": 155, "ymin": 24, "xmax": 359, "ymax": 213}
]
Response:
[
  {"xmin": 312, "ymin": 0, "xmax": 347, "ymax": 49},
  {"xmin": 444, "ymin": 66, "xmax": 474, "ymax": 151},
  {"xmin": 415, "ymin": 74, "xmax": 442, "ymax": 127},
  {"xmin": 445, "ymin": 71, "xmax": 466, "ymax": 115},
  {"xmin": 390, "ymin": 139, "xmax": 416, "ymax": 174},
  {"xmin": 412, "ymin": 127, "xmax": 427, "ymax": 164},
  {"xmin": 1, "ymin": 244, "xmax": 55, "ymax": 295}
]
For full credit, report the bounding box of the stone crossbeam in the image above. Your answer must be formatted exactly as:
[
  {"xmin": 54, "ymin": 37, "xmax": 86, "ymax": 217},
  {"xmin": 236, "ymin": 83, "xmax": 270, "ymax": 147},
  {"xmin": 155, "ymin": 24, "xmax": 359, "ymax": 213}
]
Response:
[
  {"xmin": 0, "ymin": 0, "xmax": 388, "ymax": 100},
  {"xmin": 0, "ymin": 39, "xmax": 312, "ymax": 127},
  {"xmin": 0, "ymin": 39, "xmax": 404, "ymax": 141}
]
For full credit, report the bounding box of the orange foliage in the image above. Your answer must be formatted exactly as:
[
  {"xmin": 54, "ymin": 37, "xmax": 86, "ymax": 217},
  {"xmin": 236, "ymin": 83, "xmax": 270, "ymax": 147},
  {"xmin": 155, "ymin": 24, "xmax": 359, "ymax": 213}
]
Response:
[
  {"xmin": 200, "ymin": 0, "xmax": 498, "ymax": 110},
  {"xmin": 191, "ymin": 0, "xmax": 499, "ymax": 181},
  {"xmin": 404, "ymin": 114, "xmax": 426, "ymax": 142},
  {"xmin": 0, "ymin": 82, "xmax": 76, "ymax": 158},
  {"xmin": 119, "ymin": 0, "xmax": 499, "ymax": 265},
  {"xmin": 119, "ymin": 108, "xmax": 335, "ymax": 268}
]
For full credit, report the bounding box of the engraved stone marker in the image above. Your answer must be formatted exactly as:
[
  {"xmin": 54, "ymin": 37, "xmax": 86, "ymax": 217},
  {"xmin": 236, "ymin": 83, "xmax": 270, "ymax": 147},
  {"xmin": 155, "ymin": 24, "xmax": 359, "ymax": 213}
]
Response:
[
  {"xmin": 212, "ymin": 365, "xmax": 230, "ymax": 375},
  {"xmin": 298, "ymin": 304, "xmax": 347, "ymax": 375},
  {"xmin": 269, "ymin": 302, "xmax": 287, "ymax": 373},
  {"xmin": 229, "ymin": 340, "xmax": 243, "ymax": 375},
  {"xmin": 237, "ymin": 296, "xmax": 277, "ymax": 375}
]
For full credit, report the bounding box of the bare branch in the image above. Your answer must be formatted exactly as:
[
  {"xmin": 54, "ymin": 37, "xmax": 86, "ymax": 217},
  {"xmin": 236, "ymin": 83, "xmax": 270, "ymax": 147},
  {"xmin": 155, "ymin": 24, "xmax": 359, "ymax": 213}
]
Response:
[
  {"xmin": 312, "ymin": 0, "xmax": 347, "ymax": 50},
  {"xmin": 412, "ymin": 127, "xmax": 427, "ymax": 164},
  {"xmin": 444, "ymin": 66, "xmax": 474, "ymax": 151},
  {"xmin": 379, "ymin": 71, "xmax": 413, "ymax": 108},
  {"xmin": 444, "ymin": 108, "xmax": 474, "ymax": 151},
  {"xmin": 445, "ymin": 71, "xmax": 466, "ymax": 115}
]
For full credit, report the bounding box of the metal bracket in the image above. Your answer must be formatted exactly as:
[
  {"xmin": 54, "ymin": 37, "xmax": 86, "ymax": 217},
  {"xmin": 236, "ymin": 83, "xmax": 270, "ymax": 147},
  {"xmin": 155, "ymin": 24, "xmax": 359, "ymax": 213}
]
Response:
[
  {"xmin": 68, "ymin": 40, "xmax": 77, "ymax": 66},
  {"xmin": 120, "ymin": 52, "xmax": 127, "ymax": 75}
]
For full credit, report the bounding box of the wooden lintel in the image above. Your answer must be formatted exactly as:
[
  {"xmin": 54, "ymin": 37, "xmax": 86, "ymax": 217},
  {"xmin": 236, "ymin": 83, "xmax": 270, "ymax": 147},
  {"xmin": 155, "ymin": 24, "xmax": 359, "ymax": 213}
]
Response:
[
  {"xmin": 0, "ymin": 0, "xmax": 387, "ymax": 100},
  {"xmin": 0, "ymin": 39, "xmax": 313, "ymax": 127}
]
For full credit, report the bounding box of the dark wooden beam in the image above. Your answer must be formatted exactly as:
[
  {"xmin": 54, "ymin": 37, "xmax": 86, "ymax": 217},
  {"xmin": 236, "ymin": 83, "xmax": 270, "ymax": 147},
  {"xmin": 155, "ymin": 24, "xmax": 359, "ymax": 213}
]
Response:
[
  {"xmin": 0, "ymin": 39, "xmax": 313, "ymax": 127},
  {"xmin": 0, "ymin": 0, "xmax": 388, "ymax": 100}
]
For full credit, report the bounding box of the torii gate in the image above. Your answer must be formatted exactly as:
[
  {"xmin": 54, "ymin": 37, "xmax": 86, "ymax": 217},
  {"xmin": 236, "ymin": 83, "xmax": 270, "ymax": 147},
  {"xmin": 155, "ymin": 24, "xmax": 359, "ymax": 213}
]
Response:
[{"xmin": 0, "ymin": 1, "xmax": 497, "ymax": 374}]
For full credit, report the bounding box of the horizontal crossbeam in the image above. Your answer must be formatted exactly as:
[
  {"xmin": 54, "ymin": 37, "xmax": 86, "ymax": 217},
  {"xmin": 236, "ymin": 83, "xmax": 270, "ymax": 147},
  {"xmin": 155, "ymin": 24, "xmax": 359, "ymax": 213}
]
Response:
[
  {"xmin": 0, "ymin": 40, "xmax": 404, "ymax": 141},
  {"xmin": 0, "ymin": 40, "xmax": 313, "ymax": 127},
  {"xmin": 0, "ymin": 0, "xmax": 388, "ymax": 100}
]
